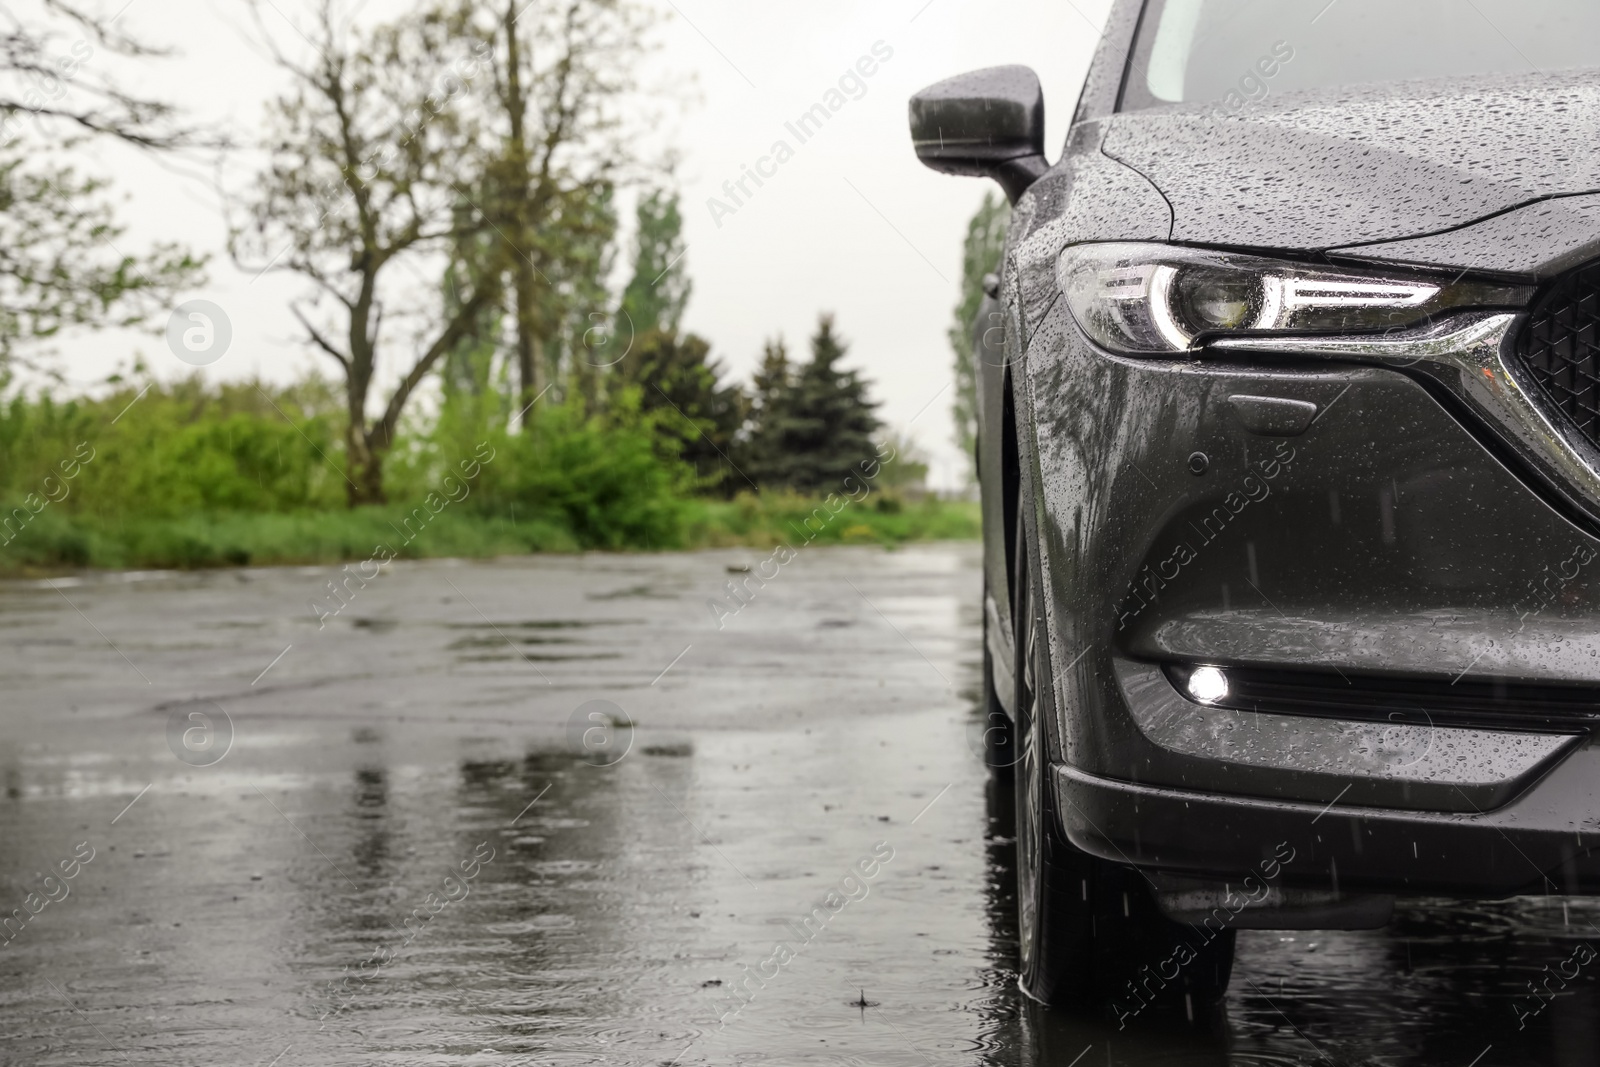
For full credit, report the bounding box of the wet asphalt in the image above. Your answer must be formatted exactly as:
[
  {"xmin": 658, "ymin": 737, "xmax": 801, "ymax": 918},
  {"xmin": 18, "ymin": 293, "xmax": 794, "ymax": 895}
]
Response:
[{"xmin": 1, "ymin": 543, "xmax": 1598, "ymax": 1066}]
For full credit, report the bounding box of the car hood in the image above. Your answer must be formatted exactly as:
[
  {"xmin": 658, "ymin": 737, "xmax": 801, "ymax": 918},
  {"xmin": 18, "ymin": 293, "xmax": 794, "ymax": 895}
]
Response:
[{"xmin": 1101, "ymin": 70, "xmax": 1600, "ymax": 261}]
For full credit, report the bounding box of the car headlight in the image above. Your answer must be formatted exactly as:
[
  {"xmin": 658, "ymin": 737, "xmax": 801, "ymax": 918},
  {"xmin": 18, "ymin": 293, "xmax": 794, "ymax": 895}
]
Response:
[{"xmin": 1057, "ymin": 242, "xmax": 1530, "ymax": 355}]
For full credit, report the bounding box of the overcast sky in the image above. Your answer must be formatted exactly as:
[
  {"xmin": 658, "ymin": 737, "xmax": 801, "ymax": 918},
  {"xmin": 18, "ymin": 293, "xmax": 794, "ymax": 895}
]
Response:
[{"xmin": 45, "ymin": 0, "xmax": 1113, "ymax": 490}]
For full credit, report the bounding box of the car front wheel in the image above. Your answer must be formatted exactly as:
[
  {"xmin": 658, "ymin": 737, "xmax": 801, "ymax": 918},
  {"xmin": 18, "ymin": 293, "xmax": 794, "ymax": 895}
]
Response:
[{"xmin": 1012, "ymin": 509, "xmax": 1235, "ymax": 1015}]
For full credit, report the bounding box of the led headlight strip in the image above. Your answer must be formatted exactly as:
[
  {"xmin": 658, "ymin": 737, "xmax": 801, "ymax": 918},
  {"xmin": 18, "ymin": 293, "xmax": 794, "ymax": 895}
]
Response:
[{"xmin": 1058, "ymin": 242, "xmax": 1525, "ymax": 355}]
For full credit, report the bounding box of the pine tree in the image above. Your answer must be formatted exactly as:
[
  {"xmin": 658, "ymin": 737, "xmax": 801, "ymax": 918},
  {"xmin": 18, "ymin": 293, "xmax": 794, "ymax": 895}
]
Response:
[
  {"xmin": 949, "ymin": 192, "xmax": 1010, "ymax": 481},
  {"xmin": 737, "ymin": 337, "xmax": 791, "ymax": 485},
  {"xmin": 745, "ymin": 314, "xmax": 881, "ymax": 494},
  {"xmin": 746, "ymin": 338, "xmax": 790, "ymax": 426},
  {"xmin": 623, "ymin": 329, "xmax": 746, "ymax": 493}
]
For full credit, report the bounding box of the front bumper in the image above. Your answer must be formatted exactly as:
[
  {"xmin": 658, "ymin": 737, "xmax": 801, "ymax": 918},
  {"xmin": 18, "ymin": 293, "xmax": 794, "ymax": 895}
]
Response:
[
  {"xmin": 1055, "ymin": 744, "xmax": 1600, "ymax": 897},
  {"xmin": 1022, "ymin": 298, "xmax": 1600, "ymax": 897}
]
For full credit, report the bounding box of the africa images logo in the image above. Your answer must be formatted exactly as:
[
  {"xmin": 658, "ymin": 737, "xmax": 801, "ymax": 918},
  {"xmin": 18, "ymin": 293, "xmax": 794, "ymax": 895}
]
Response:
[
  {"xmin": 166, "ymin": 300, "xmax": 233, "ymax": 366},
  {"xmin": 705, "ymin": 41, "xmax": 894, "ymax": 229}
]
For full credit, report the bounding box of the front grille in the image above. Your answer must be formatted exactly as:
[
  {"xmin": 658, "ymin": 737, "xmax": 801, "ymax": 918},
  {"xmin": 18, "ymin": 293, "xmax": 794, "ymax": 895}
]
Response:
[{"xmin": 1518, "ymin": 261, "xmax": 1600, "ymax": 453}]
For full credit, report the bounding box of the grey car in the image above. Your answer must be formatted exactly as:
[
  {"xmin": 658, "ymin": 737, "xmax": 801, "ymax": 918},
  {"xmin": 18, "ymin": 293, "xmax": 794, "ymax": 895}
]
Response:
[{"xmin": 911, "ymin": 0, "xmax": 1600, "ymax": 1016}]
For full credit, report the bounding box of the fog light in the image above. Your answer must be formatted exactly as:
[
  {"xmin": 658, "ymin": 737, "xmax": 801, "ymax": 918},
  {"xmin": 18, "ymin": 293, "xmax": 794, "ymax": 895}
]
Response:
[{"xmin": 1187, "ymin": 666, "xmax": 1228, "ymax": 704}]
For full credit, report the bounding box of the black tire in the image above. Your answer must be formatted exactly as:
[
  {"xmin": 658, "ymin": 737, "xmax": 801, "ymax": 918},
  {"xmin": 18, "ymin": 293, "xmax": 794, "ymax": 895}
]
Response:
[
  {"xmin": 1012, "ymin": 509, "xmax": 1234, "ymax": 1013},
  {"xmin": 979, "ymin": 583, "xmax": 1017, "ymax": 778}
]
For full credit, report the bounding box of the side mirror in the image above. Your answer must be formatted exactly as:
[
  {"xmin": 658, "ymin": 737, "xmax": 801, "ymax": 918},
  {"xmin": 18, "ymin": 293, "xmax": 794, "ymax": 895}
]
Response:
[{"xmin": 909, "ymin": 65, "xmax": 1048, "ymax": 204}]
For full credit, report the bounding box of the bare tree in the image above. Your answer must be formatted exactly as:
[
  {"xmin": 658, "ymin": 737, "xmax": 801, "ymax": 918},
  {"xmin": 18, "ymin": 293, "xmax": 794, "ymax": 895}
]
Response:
[
  {"xmin": 0, "ymin": 0, "xmax": 192, "ymax": 148},
  {"xmin": 233, "ymin": 0, "xmax": 501, "ymax": 505}
]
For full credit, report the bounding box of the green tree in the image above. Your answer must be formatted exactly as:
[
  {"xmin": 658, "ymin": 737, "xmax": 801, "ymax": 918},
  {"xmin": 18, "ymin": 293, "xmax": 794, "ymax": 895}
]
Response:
[
  {"xmin": 0, "ymin": 159, "xmax": 201, "ymax": 367},
  {"xmin": 550, "ymin": 182, "xmax": 618, "ymax": 409},
  {"xmin": 615, "ymin": 188, "xmax": 689, "ymax": 341},
  {"xmin": 737, "ymin": 336, "xmax": 789, "ymax": 479},
  {"xmin": 585, "ymin": 187, "xmax": 684, "ymax": 404},
  {"xmin": 949, "ymin": 191, "xmax": 1009, "ymax": 481},
  {"xmin": 234, "ymin": 1, "xmax": 500, "ymax": 506},
  {"xmin": 0, "ymin": 1, "xmax": 204, "ymax": 367},
  {"xmin": 440, "ymin": 182, "xmax": 619, "ymax": 415},
  {"xmin": 437, "ymin": 0, "xmax": 652, "ymax": 426},
  {"xmin": 745, "ymin": 314, "xmax": 880, "ymax": 494},
  {"xmin": 747, "ymin": 337, "xmax": 790, "ymax": 419},
  {"xmin": 589, "ymin": 185, "xmax": 687, "ymax": 404},
  {"xmin": 440, "ymin": 204, "xmax": 505, "ymax": 401},
  {"xmin": 622, "ymin": 329, "xmax": 745, "ymax": 492}
]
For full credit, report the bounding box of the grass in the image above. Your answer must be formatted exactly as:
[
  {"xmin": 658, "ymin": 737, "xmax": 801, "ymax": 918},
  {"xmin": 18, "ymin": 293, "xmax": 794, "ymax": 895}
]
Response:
[
  {"xmin": 0, "ymin": 494, "xmax": 979, "ymax": 574},
  {"xmin": 685, "ymin": 492, "xmax": 981, "ymax": 549}
]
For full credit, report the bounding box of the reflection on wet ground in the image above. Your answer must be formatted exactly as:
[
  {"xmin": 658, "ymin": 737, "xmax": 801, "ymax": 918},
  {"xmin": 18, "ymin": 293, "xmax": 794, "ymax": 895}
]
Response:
[{"xmin": 0, "ymin": 545, "xmax": 1596, "ymax": 1064}]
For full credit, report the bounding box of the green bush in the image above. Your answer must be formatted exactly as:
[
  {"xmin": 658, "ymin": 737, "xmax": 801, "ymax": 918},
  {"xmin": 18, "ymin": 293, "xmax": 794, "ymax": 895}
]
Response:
[
  {"xmin": 496, "ymin": 397, "xmax": 695, "ymax": 549},
  {"xmin": 0, "ymin": 376, "xmax": 344, "ymax": 522},
  {"xmin": 0, "ymin": 374, "xmax": 974, "ymax": 573},
  {"xmin": 391, "ymin": 388, "xmax": 697, "ymax": 550}
]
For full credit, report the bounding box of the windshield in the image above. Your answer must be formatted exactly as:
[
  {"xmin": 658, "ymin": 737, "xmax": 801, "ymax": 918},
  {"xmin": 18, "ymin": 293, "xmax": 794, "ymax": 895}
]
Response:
[{"xmin": 1122, "ymin": 0, "xmax": 1600, "ymax": 111}]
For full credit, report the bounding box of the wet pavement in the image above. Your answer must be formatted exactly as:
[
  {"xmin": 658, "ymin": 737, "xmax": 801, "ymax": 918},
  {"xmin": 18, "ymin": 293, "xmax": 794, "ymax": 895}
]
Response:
[{"xmin": 1, "ymin": 543, "xmax": 1598, "ymax": 1065}]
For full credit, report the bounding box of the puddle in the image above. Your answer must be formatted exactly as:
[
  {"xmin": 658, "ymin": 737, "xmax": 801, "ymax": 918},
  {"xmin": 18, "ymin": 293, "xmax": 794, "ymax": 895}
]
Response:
[
  {"xmin": 447, "ymin": 635, "xmax": 582, "ymax": 650},
  {"xmin": 442, "ymin": 619, "xmax": 642, "ymax": 630},
  {"xmin": 456, "ymin": 652, "xmax": 624, "ymax": 663},
  {"xmin": 587, "ymin": 585, "xmax": 685, "ymax": 600}
]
